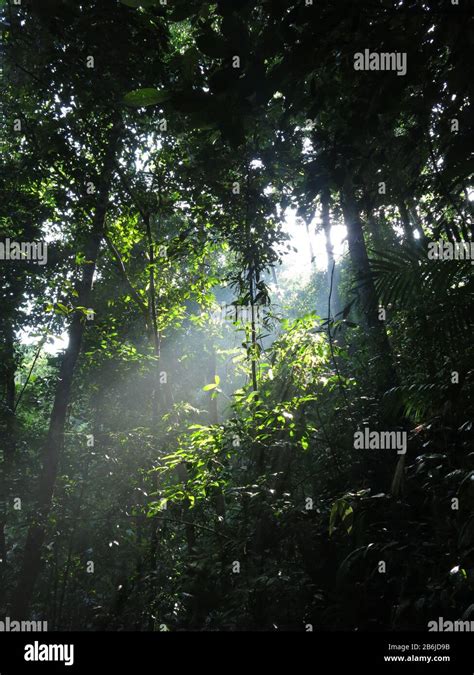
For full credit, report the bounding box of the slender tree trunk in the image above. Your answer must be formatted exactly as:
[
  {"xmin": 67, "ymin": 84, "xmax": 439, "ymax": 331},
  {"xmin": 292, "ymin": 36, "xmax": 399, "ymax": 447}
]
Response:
[
  {"xmin": 341, "ymin": 178, "xmax": 380, "ymax": 328},
  {"xmin": 207, "ymin": 347, "xmax": 219, "ymax": 425},
  {"xmin": 321, "ymin": 188, "xmax": 340, "ymax": 317},
  {"xmin": 248, "ymin": 266, "xmax": 259, "ymax": 394},
  {"xmin": 11, "ymin": 121, "xmax": 122, "ymax": 619},
  {"xmin": 145, "ymin": 213, "xmax": 162, "ymax": 424},
  {"xmin": 3, "ymin": 327, "xmax": 16, "ymax": 470},
  {"xmin": 341, "ymin": 177, "xmax": 398, "ymax": 389},
  {"xmin": 0, "ymin": 322, "xmax": 16, "ymax": 613},
  {"xmin": 406, "ymin": 198, "xmax": 429, "ymax": 245},
  {"xmin": 205, "ymin": 342, "xmax": 226, "ymax": 520},
  {"xmin": 304, "ymin": 219, "xmax": 315, "ymax": 268},
  {"xmin": 398, "ymin": 200, "xmax": 416, "ymax": 243},
  {"xmin": 56, "ymin": 456, "xmax": 90, "ymax": 629},
  {"xmin": 270, "ymin": 266, "xmax": 279, "ymax": 290}
]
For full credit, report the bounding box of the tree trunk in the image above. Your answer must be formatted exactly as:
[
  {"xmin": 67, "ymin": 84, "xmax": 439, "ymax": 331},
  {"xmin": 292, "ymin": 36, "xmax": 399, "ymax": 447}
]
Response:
[
  {"xmin": 0, "ymin": 322, "xmax": 16, "ymax": 613},
  {"xmin": 406, "ymin": 198, "xmax": 429, "ymax": 245},
  {"xmin": 11, "ymin": 120, "xmax": 122, "ymax": 619},
  {"xmin": 321, "ymin": 188, "xmax": 340, "ymax": 317},
  {"xmin": 398, "ymin": 200, "xmax": 416, "ymax": 243},
  {"xmin": 144, "ymin": 213, "xmax": 162, "ymax": 425},
  {"xmin": 207, "ymin": 347, "xmax": 219, "ymax": 425},
  {"xmin": 341, "ymin": 177, "xmax": 398, "ymax": 390},
  {"xmin": 304, "ymin": 219, "xmax": 315, "ymax": 268}
]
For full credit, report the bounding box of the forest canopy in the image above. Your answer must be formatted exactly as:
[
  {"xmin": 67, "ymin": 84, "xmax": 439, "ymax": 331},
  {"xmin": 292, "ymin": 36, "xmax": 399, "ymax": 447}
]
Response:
[{"xmin": 0, "ymin": 0, "xmax": 473, "ymax": 634}]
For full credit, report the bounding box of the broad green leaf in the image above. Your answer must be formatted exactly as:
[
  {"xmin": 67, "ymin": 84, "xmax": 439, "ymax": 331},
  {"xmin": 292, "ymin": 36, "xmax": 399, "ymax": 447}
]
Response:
[
  {"xmin": 123, "ymin": 88, "xmax": 170, "ymax": 107},
  {"xmin": 203, "ymin": 383, "xmax": 217, "ymax": 391}
]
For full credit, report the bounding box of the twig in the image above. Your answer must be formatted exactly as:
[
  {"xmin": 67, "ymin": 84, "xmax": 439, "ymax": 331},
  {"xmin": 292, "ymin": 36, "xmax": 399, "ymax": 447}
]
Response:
[
  {"xmin": 136, "ymin": 514, "xmax": 234, "ymax": 541},
  {"xmin": 115, "ymin": 162, "xmax": 149, "ymax": 223},
  {"xmin": 327, "ymin": 259, "xmax": 350, "ymax": 410},
  {"xmin": 104, "ymin": 231, "xmax": 150, "ymax": 330}
]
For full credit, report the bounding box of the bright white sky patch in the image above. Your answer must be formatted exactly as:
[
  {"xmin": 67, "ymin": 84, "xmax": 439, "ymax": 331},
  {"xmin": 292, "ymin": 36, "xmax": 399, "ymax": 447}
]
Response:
[
  {"xmin": 18, "ymin": 327, "xmax": 69, "ymax": 354},
  {"xmin": 277, "ymin": 208, "xmax": 347, "ymax": 285}
]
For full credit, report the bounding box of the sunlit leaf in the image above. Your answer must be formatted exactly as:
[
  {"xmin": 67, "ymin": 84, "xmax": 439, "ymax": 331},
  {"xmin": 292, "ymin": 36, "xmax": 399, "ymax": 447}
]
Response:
[
  {"xmin": 203, "ymin": 383, "xmax": 217, "ymax": 391},
  {"xmin": 123, "ymin": 88, "xmax": 170, "ymax": 107}
]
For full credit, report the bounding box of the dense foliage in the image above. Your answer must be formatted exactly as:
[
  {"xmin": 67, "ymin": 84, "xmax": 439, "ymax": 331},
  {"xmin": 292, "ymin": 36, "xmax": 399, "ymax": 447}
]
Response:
[{"xmin": 0, "ymin": 0, "xmax": 473, "ymax": 631}]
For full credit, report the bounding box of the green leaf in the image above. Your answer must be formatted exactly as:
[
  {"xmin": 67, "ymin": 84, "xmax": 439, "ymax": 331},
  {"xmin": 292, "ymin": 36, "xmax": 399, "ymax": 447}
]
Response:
[
  {"xmin": 203, "ymin": 383, "xmax": 217, "ymax": 391},
  {"xmin": 56, "ymin": 303, "xmax": 70, "ymax": 315},
  {"xmin": 329, "ymin": 499, "xmax": 353, "ymax": 537},
  {"xmin": 329, "ymin": 501, "xmax": 339, "ymax": 537},
  {"xmin": 123, "ymin": 88, "xmax": 170, "ymax": 108}
]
